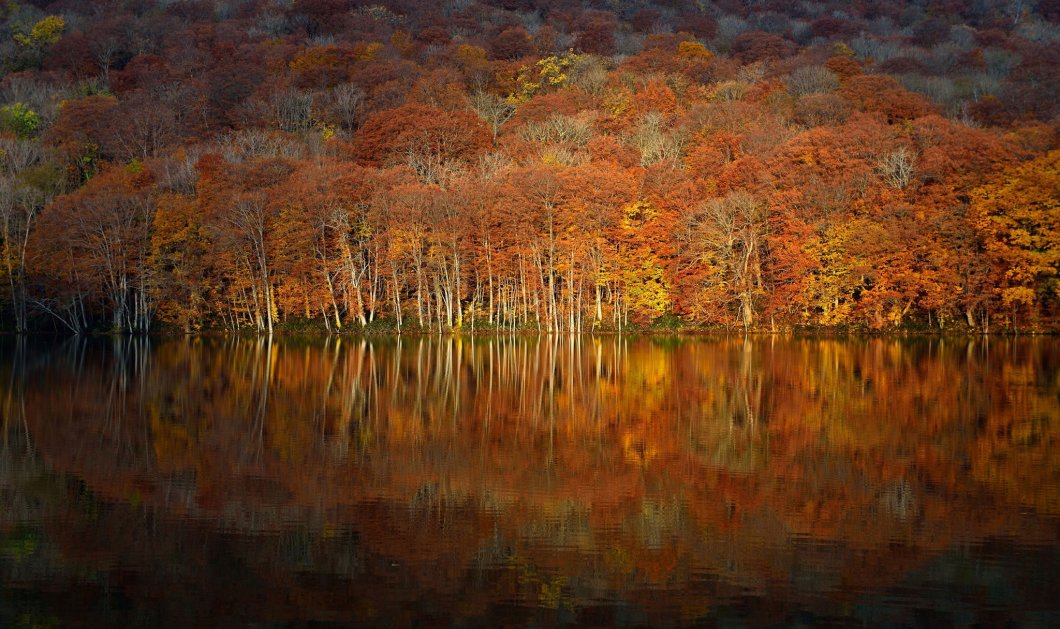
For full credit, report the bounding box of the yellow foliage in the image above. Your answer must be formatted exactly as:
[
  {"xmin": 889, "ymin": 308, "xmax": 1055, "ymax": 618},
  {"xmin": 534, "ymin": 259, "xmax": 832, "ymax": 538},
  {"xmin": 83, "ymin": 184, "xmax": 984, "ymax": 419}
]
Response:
[
  {"xmin": 801, "ymin": 222, "xmax": 860, "ymax": 325},
  {"xmin": 509, "ymin": 67, "xmax": 540, "ymax": 103},
  {"xmin": 14, "ymin": 14, "xmax": 64, "ymax": 48},
  {"xmin": 508, "ymin": 51, "xmax": 580, "ymax": 103},
  {"xmin": 623, "ymin": 249, "xmax": 671, "ymax": 320},
  {"xmin": 454, "ymin": 43, "xmax": 487, "ymax": 64},
  {"xmin": 538, "ymin": 53, "xmax": 573, "ymax": 86},
  {"xmin": 621, "ymin": 200, "xmax": 657, "ymax": 230},
  {"xmin": 318, "ymin": 121, "xmax": 336, "ymax": 142},
  {"xmin": 290, "ymin": 45, "xmax": 343, "ymax": 73},
  {"xmin": 603, "ymin": 86, "xmax": 632, "ymax": 117},
  {"xmin": 622, "ymin": 431, "xmax": 658, "ymax": 466},
  {"xmin": 973, "ymin": 149, "xmax": 1060, "ymax": 308},
  {"xmin": 832, "ymin": 42, "xmax": 855, "ymax": 57},
  {"xmin": 676, "ymin": 41, "xmax": 713, "ymax": 61},
  {"xmin": 352, "ymin": 41, "xmax": 382, "ymax": 61},
  {"xmin": 34, "ymin": 14, "xmax": 64, "ymax": 43}
]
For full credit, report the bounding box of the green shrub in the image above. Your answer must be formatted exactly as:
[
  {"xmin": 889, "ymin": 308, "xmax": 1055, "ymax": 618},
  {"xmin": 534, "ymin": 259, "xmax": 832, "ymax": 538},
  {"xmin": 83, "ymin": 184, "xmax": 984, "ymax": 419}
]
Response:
[{"xmin": 0, "ymin": 103, "xmax": 41, "ymax": 138}]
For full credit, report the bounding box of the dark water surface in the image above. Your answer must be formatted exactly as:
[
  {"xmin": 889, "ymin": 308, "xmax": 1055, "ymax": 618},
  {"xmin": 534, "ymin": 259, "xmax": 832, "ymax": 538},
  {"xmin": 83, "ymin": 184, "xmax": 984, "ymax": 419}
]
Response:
[{"xmin": 1, "ymin": 336, "xmax": 1058, "ymax": 626}]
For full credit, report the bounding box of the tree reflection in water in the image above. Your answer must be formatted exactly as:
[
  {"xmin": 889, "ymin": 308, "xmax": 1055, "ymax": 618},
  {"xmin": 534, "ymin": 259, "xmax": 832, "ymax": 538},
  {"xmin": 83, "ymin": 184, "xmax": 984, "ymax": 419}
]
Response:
[{"xmin": 1, "ymin": 335, "xmax": 1058, "ymax": 626}]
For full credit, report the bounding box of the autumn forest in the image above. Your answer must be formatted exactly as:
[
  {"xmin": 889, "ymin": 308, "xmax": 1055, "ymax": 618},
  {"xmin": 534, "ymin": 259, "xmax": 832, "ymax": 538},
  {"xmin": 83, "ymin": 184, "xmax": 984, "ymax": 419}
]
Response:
[{"xmin": 1, "ymin": 0, "xmax": 1058, "ymax": 334}]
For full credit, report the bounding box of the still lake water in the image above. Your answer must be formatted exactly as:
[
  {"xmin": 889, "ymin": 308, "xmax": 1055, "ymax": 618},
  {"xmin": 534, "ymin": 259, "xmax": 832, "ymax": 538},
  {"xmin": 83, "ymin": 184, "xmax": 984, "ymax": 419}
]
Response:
[{"xmin": 1, "ymin": 335, "xmax": 1058, "ymax": 626}]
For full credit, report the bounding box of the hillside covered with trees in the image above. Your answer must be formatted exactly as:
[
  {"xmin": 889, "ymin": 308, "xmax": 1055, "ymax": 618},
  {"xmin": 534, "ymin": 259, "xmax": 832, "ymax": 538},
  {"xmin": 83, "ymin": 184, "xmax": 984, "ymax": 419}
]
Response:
[{"xmin": 0, "ymin": 0, "xmax": 1057, "ymax": 333}]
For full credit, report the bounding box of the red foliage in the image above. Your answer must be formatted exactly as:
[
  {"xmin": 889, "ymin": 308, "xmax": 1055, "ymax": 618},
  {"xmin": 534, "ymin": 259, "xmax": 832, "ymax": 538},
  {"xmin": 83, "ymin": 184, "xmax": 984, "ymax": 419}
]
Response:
[
  {"xmin": 575, "ymin": 12, "xmax": 617, "ymax": 56},
  {"xmin": 730, "ymin": 31, "xmax": 793, "ymax": 64},
  {"xmin": 877, "ymin": 56, "xmax": 929, "ymax": 75},
  {"xmin": 9, "ymin": 0, "xmax": 1060, "ymax": 332},
  {"xmin": 417, "ymin": 26, "xmax": 451, "ymax": 47},
  {"xmin": 825, "ymin": 55, "xmax": 863, "ymax": 80},
  {"xmin": 630, "ymin": 9, "xmax": 661, "ymax": 33},
  {"xmin": 838, "ymin": 75, "xmax": 936, "ymax": 122},
  {"xmin": 587, "ymin": 135, "xmax": 639, "ymax": 168},
  {"xmin": 811, "ymin": 17, "xmax": 858, "ymax": 39},
  {"xmin": 509, "ymin": 90, "xmax": 594, "ymax": 126},
  {"xmin": 489, "ymin": 27, "xmax": 534, "ymax": 60},
  {"xmin": 674, "ymin": 14, "xmax": 717, "ymax": 40},
  {"xmin": 353, "ymin": 104, "xmax": 490, "ymax": 167}
]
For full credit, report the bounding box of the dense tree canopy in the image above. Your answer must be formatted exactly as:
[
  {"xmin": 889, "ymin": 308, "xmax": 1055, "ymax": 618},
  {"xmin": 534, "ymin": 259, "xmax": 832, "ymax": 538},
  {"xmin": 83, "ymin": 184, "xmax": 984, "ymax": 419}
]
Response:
[{"xmin": 0, "ymin": 0, "xmax": 1057, "ymax": 333}]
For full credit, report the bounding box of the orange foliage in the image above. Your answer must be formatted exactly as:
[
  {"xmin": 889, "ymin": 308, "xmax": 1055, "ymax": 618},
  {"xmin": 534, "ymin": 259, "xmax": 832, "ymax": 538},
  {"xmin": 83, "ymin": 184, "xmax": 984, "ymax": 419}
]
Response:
[
  {"xmin": 838, "ymin": 75, "xmax": 936, "ymax": 123},
  {"xmin": 18, "ymin": 337, "xmax": 1059, "ymax": 622}
]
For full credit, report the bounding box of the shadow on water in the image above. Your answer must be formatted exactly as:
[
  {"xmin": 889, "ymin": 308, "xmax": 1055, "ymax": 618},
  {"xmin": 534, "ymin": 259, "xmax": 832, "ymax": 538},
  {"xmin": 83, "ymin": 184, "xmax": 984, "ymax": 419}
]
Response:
[{"xmin": 1, "ymin": 335, "xmax": 1058, "ymax": 626}]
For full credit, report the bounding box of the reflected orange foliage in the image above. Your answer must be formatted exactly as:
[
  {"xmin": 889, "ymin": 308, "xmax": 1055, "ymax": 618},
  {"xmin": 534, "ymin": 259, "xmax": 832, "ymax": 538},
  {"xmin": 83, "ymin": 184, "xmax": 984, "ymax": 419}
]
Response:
[{"xmin": 14, "ymin": 336, "xmax": 1059, "ymax": 622}]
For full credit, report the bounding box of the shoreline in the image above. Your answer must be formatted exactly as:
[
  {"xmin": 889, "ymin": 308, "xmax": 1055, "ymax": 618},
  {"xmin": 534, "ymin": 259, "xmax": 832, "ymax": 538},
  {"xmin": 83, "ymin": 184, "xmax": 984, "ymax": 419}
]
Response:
[{"xmin": 6, "ymin": 327, "xmax": 1058, "ymax": 339}]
